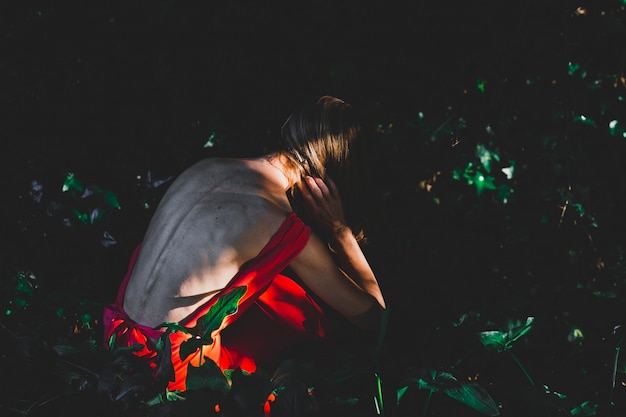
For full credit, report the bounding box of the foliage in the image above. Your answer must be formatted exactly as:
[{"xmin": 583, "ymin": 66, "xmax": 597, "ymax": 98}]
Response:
[{"xmin": 4, "ymin": 1, "xmax": 626, "ymax": 416}]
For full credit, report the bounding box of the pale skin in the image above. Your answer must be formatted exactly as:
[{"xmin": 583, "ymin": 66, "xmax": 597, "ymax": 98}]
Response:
[{"xmin": 123, "ymin": 154, "xmax": 386, "ymax": 333}]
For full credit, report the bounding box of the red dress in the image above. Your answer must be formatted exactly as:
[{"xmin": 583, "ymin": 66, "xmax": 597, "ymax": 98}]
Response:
[{"xmin": 103, "ymin": 212, "xmax": 328, "ymax": 391}]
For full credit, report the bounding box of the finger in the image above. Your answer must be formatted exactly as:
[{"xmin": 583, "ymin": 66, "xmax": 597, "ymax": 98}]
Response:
[
  {"xmin": 326, "ymin": 177, "xmax": 339, "ymax": 195},
  {"xmin": 313, "ymin": 177, "xmax": 330, "ymax": 194},
  {"xmin": 305, "ymin": 176, "xmax": 323, "ymax": 199}
]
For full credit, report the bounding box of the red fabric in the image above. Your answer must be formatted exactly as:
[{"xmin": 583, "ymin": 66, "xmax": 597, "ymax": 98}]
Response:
[{"xmin": 103, "ymin": 212, "xmax": 328, "ymax": 391}]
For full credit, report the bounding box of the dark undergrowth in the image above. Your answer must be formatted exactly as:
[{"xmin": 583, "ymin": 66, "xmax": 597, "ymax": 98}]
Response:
[{"xmin": 3, "ymin": 1, "xmax": 626, "ymax": 416}]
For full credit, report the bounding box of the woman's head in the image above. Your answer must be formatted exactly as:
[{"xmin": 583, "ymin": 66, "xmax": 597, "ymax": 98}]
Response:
[
  {"xmin": 281, "ymin": 95, "xmax": 370, "ymax": 241},
  {"xmin": 280, "ymin": 95, "xmax": 360, "ymax": 181}
]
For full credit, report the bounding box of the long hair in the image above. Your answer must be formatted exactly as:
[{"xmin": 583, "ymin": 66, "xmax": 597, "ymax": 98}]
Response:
[{"xmin": 281, "ymin": 95, "xmax": 369, "ymax": 242}]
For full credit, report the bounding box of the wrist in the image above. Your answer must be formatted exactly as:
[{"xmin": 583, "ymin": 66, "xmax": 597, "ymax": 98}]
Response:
[{"xmin": 328, "ymin": 225, "xmax": 354, "ymax": 247}]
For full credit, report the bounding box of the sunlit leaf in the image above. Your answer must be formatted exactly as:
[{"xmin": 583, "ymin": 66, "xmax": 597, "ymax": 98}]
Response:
[
  {"xmin": 474, "ymin": 174, "xmax": 497, "ymax": 196},
  {"xmin": 195, "ymin": 286, "xmax": 246, "ymax": 337},
  {"xmin": 396, "ymin": 385, "xmax": 409, "ymax": 404},
  {"xmin": 476, "ymin": 144, "xmax": 500, "ymax": 173},
  {"xmin": 166, "ymin": 391, "xmax": 186, "ymax": 401},
  {"xmin": 573, "ymin": 114, "xmax": 596, "ymax": 127},
  {"xmin": 204, "ymin": 131, "xmax": 217, "ymax": 148},
  {"xmin": 501, "ymin": 162, "xmax": 515, "ymax": 179},
  {"xmin": 16, "ymin": 270, "xmax": 37, "ymax": 295},
  {"xmin": 568, "ymin": 62, "xmax": 586, "ymax": 77},
  {"xmin": 145, "ymin": 389, "xmax": 187, "ymax": 406},
  {"xmin": 609, "ymin": 119, "xmax": 626, "ymax": 138},
  {"xmin": 80, "ymin": 313, "xmax": 93, "ymax": 330},
  {"xmin": 568, "ymin": 327, "xmax": 584, "ymax": 343},
  {"xmin": 108, "ymin": 332, "xmax": 117, "ymax": 351},
  {"xmin": 477, "ymin": 78, "xmax": 487, "ymax": 93},
  {"xmin": 461, "ymin": 162, "xmax": 477, "ymax": 185},
  {"xmin": 568, "ymin": 62, "xmax": 579, "ymax": 75},
  {"xmin": 412, "ymin": 111, "xmax": 431, "ymax": 134},
  {"xmin": 73, "ymin": 208, "xmax": 89, "ymax": 224},
  {"xmin": 373, "ymin": 371, "xmax": 384, "ymax": 415},
  {"xmin": 508, "ymin": 317, "xmax": 534, "ymax": 342},
  {"xmin": 457, "ymin": 161, "xmax": 498, "ymax": 196},
  {"xmin": 479, "ymin": 317, "xmax": 534, "ymax": 351},
  {"xmin": 571, "ymin": 203, "xmax": 585, "ymax": 217},
  {"xmin": 159, "ymin": 321, "xmax": 192, "ymax": 335},
  {"xmin": 62, "ymin": 172, "xmax": 84, "ymax": 193},
  {"xmin": 158, "ymin": 286, "xmax": 247, "ymax": 361},
  {"xmin": 570, "ymin": 400, "xmax": 598, "ymax": 416},
  {"xmin": 542, "ymin": 384, "xmax": 567, "ymax": 399},
  {"xmin": 479, "ymin": 330, "xmax": 508, "ymax": 349}
]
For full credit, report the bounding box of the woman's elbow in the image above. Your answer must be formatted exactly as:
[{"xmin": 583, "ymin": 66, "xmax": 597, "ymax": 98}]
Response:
[{"xmin": 350, "ymin": 302, "xmax": 387, "ymax": 334}]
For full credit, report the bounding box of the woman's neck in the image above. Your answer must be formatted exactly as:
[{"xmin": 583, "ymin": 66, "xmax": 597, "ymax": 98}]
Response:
[{"xmin": 263, "ymin": 153, "xmax": 302, "ymax": 191}]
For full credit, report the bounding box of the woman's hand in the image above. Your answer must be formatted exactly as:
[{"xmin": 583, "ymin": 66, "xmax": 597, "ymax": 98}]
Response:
[
  {"xmin": 299, "ymin": 176, "xmax": 349, "ymax": 236},
  {"xmin": 296, "ymin": 175, "xmax": 388, "ymax": 317}
]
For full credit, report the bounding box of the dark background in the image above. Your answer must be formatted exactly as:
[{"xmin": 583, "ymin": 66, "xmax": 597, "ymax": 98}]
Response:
[{"xmin": 3, "ymin": 1, "xmax": 626, "ymax": 416}]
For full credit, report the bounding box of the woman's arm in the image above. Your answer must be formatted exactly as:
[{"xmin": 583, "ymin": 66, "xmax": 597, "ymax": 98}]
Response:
[{"xmin": 290, "ymin": 176, "xmax": 386, "ymax": 331}]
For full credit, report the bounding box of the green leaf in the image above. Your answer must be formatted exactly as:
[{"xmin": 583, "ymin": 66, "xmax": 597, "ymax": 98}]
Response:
[
  {"xmin": 158, "ymin": 321, "xmax": 193, "ymax": 335},
  {"xmin": 445, "ymin": 382, "xmax": 500, "ymax": 416},
  {"xmin": 609, "ymin": 119, "xmax": 626, "ymax": 138},
  {"xmin": 157, "ymin": 286, "xmax": 247, "ymax": 362},
  {"xmin": 415, "ymin": 370, "xmax": 500, "ymax": 416},
  {"xmin": 477, "ymin": 78, "xmax": 487, "ymax": 93},
  {"xmin": 479, "ymin": 330, "xmax": 508, "ymax": 349},
  {"xmin": 473, "ymin": 174, "xmax": 497, "ymax": 196},
  {"xmin": 73, "ymin": 208, "xmax": 89, "ymax": 224},
  {"xmin": 507, "ymin": 317, "xmax": 534, "ymax": 344},
  {"xmin": 155, "ymin": 329, "xmax": 176, "ymax": 385},
  {"xmin": 478, "ymin": 317, "xmax": 534, "ymax": 351},
  {"xmin": 573, "ymin": 114, "xmax": 597, "ymax": 127},
  {"xmin": 16, "ymin": 270, "xmax": 37, "ymax": 295},
  {"xmin": 475, "ymin": 144, "xmax": 500, "ymax": 173},
  {"xmin": 103, "ymin": 189, "xmax": 121, "ymax": 209},
  {"xmin": 108, "ymin": 332, "xmax": 117, "ymax": 351},
  {"xmin": 195, "ymin": 286, "xmax": 247, "ymax": 338},
  {"xmin": 416, "ymin": 370, "xmax": 454, "ymax": 392},
  {"xmin": 144, "ymin": 390, "xmax": 187, "ymax": 406},
  {"xmin": 568, "ymin": 62, "xmax": 581, "ymax": 76},
  {"xmin": 570, "ymin": 400, "xmax": 598, "ymax": 416},
  {"xmin": 185, "ymin": 359, "xmax": 230, "ymax": 392},
  {"xmin": 114, "ymin": 342, "xmax": 146, "ymax": 354},
  {"xmin": 396, "ymin": 385, "xmax": 409, "ymax": 404},
  {"xmin": 62, "ymin": 172, "xmax": 84, "ymax": 193}
]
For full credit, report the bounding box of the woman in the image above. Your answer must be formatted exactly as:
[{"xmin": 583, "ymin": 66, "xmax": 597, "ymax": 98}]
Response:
[{"xmin": 103, "ymin": 95, "xmax": 386, "ymax": 392}]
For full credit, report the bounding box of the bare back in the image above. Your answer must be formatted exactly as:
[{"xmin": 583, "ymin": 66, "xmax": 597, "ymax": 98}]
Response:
[{"xmin": 123, "ymin": 158, "xmax": 294, "ymax": 327}]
